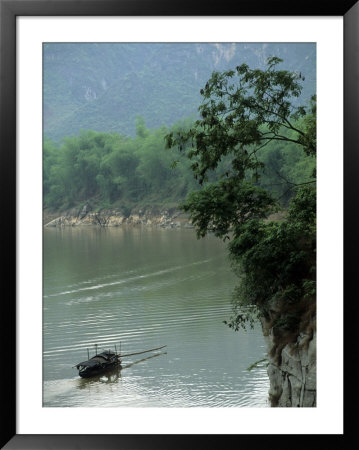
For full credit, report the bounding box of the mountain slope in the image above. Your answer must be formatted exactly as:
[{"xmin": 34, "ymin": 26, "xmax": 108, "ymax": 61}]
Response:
[{"xmin": 43, "ymin": 42, "xmax": 316, "ymax": 142}]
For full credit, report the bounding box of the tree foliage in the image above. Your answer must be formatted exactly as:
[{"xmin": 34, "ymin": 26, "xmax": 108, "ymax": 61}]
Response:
[
  {"xmin": 43, "ymin": 120, "xmax": 200, "ymax": 212},
  {"xmin": 165, "ymin": 57, "xmax": 316, "ymax": 331}
]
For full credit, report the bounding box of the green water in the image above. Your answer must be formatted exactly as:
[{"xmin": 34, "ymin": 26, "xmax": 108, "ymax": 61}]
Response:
[{"xmin": 43, "ymin": 226, "xmax": 269, "ymax": 407}]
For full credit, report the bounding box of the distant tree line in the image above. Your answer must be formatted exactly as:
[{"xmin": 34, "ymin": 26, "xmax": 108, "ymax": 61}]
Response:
[{"xmin": 44, "ymin": 117, "xmax": 195, "ymax": 212}]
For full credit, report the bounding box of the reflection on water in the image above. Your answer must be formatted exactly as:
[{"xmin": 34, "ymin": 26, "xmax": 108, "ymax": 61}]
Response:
[
  {"xmin": 43, "ymin": 226, "xmax": 269, "ymax": 407},
  {"xmin": 76, "ymin": 367, "xmax": 122, "ymax": 388}
]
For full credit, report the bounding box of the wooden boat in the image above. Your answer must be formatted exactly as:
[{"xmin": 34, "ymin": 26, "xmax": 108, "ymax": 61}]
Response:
[
  {"xmin": 75, "ymin": 344, "xmax": 166, "ymax": 378},
  {"xmin": 75, "ymin": 350, "xmax": 121, "ymax": 378}
]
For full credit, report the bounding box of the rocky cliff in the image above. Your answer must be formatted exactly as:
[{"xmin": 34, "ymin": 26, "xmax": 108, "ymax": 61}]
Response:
[
  {"xmin": 261, "ymin": 298, "xmax": 316, "ymax": 407},
  {"xmin": 265, "ymin": 331, "xmax": 316, "ymax": 407}
]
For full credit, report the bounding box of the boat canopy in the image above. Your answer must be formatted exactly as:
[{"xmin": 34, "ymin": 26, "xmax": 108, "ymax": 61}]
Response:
[
  {"xmin": 97, "ymin": 351, "xmax": 116, "ymax": 360},
  {"xmin": 76, "ymin": 351, "xmax": 117, "ymax": 369}
]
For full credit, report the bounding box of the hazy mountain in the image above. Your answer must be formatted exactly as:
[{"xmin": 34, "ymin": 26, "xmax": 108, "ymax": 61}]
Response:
[{"xmin": 43, "ymin": 43, "xmax": 316, "ymax": 142}]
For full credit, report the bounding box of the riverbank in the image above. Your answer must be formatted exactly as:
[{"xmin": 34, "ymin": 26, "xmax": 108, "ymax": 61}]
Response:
[
  {"xmin": 43, "ymin": 206, "xmax": 194, "ymax": 229},
  {"xmin": 44, "ymin": 206, "xmax": 287, "ymax": 229}
]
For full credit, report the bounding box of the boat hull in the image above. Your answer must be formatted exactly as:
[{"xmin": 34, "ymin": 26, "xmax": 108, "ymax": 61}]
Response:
[{"xmin": 78, "ymin": 360, "xmax": 122, "ymax": 378}]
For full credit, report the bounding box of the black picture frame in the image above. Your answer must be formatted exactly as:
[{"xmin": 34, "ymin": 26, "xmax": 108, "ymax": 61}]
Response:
[{"xmin": 1, "ymin": 0, "xmax": 357, "ymax": 448}]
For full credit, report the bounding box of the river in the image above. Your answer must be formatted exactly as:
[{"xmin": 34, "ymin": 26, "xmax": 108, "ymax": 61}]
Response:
[{"xmin": 43, "ymin": 226, "xmax": 269, "ymax": 407}]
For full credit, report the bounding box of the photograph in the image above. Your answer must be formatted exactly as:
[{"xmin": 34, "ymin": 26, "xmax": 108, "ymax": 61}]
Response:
[{"xmin": 42, "ymin": 42, "xmax": 317, "ymax": 409}]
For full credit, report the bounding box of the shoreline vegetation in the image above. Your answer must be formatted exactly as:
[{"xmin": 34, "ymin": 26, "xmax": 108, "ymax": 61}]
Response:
[{"xmin": 43, "ymin": 121, "xmax": 315, "ymax": 225}]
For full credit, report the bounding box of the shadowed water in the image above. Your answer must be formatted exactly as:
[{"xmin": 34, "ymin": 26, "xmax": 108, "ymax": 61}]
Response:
[{"xmin": 43, "ymin": 226, "xmax": 269, "ymax": 407}]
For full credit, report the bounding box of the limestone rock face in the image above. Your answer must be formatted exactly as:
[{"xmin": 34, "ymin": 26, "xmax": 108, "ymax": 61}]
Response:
[
  {"xmin": 265, "ymin": 329, "xmax": 316, "ymax": 407},
  {"xmin": 44, "ymin": 208, "xmax": 192, "ymax": 229}
]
